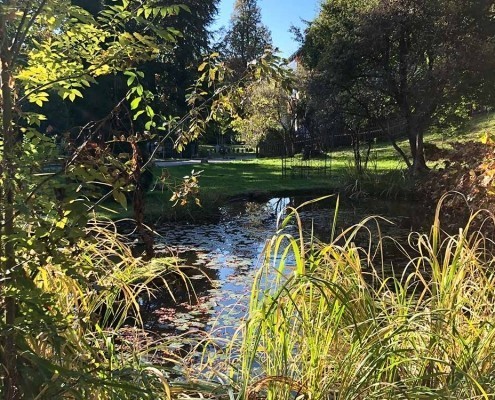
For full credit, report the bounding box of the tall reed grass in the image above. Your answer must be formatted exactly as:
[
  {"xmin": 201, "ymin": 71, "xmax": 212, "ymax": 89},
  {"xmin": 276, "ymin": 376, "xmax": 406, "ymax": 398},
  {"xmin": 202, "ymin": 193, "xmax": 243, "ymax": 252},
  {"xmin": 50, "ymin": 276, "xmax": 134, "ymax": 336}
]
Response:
[
  {"xmin": 201, "ymin": 196, "xmax": 495, "ymax": 399},
  {"xmin": 341, "ymin": 163, "xmax": 411, "ymax": 199},
  {"xmin": 19, "ymin": 217, "xmax": 192, "ymax": 399},
  {"xmin": 24, "ymin": 194, "xmax": 495, "ymax": 400}
]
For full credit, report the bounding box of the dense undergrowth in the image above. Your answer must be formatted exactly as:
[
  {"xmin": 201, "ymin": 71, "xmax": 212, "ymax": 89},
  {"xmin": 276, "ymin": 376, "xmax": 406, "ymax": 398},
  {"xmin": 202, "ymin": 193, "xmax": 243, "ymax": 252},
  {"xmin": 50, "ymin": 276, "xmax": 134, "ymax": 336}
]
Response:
[
  {"xmin": 418, "ymin": 140, "xmax": 495, "ymax": 217},
  {"xmin": 14, "ymin": 217, "xmax": 195, "ymax": 399}
]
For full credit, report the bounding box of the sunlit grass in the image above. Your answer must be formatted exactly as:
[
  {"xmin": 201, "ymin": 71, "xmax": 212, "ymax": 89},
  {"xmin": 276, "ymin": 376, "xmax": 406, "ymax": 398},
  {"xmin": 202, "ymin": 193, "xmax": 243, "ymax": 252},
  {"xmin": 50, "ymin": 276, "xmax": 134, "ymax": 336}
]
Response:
[
  {"xmin": 101, "ymin": 112, "xmax": 495, "ymax": 220},
  {"xmin": 427, "ymin": 112, "xmax": 495, "ymax": 147}
]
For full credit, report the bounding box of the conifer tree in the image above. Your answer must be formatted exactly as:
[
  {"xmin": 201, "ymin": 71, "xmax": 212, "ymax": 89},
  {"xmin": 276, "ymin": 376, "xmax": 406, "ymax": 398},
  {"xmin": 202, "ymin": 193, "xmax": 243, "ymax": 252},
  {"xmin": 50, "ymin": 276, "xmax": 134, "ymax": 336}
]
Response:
[{"xmin": 220, "ymin": 0, "xmax": 272, "ymax": 77}]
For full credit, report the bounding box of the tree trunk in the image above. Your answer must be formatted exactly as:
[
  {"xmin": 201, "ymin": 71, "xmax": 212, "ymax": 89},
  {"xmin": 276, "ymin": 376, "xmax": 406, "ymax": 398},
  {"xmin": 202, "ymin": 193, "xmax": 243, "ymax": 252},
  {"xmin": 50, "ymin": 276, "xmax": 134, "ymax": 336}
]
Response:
[
  {"xmin": 131, "ymin": 142, "xmax": 154, "ymax": 260},
  {"xmin": 351, "ymin": 132, "xmax": 362, "ymax": 175},
  {"xmin": 378, "ymin": 121, "xmax": 411, "ymax": 169},
  {"xmin": 363, "ymin": 138, "xmax": 372, "ymax": 170},
  {"xmin": 412, "ymin": 131, "xmax": 429, "ymax": 174},
  {"xmin": 398, "ymin": 28, "xmax": 421, "ymax": 172},
  {"xmin": 1, "ymin": 11, "xmax": 20, "ymax": 398},
  {"xmin": 406, "ymin": 117, "xmax": 417, "ymax": 161}
]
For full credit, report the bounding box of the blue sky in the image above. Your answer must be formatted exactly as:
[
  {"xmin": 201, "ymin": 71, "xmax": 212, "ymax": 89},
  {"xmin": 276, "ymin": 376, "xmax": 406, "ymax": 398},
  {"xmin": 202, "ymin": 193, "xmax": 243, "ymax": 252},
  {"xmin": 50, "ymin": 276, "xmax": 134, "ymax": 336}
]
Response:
[{"xmin": 212, "ymin": 0, "xmax": 321, "ymax": 58}]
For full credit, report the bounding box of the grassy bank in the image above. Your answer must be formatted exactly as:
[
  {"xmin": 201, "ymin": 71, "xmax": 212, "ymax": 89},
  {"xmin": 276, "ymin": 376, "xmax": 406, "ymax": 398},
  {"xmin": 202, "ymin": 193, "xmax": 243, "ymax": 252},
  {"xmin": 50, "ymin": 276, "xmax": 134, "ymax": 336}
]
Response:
[
  {"xmin": 102, "ymin": 112, "xmax": 494, "ymax": 221},
  {"xmin": 106, "ymin": 154, "xmax": 408, "ymax": 221},
  {"xmin": 104, "ymin": 158, "xmax": 338, "ymax": 221}
]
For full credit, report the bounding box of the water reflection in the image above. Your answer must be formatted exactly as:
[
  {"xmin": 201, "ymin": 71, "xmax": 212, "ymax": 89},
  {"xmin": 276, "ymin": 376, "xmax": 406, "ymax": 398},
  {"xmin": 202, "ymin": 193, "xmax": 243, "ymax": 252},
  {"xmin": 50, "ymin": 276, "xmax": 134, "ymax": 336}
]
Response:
[{"xmin": 141, "ymin": 196, "xmax": 430, "ymax": 337}]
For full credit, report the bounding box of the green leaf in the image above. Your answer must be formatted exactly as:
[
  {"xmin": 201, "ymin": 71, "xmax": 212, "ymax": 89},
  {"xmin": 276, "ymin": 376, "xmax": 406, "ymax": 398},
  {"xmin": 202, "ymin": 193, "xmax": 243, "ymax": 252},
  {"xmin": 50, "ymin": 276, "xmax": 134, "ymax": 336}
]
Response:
[
  {"xmin": 130, "ymin": 97, "xmax": 142, "ymax": 110},
  {"xmin": 56, "ymin": 217, "xmax": 68, "ymax": 229},
  {"xmin": 146, "ymin": 105, "xmax": 155, "ymax": 117},
  {"xmin": 113, "ymin": 190, "xmax": 127, "ymax": 209},
  {"xmin": 209, "ymin": 68, "xmax": 216, "ymax": 81},
  {"xmin": 178, "ymin": 4, "xmax": 191, "ymax": 13},
  {"xmin": 127, "ymin": 74, "xmax": 136, "ymax": 86},
  {"xmin": 133, "ymin": 110, "xmax": 145, "ymax": 120}
]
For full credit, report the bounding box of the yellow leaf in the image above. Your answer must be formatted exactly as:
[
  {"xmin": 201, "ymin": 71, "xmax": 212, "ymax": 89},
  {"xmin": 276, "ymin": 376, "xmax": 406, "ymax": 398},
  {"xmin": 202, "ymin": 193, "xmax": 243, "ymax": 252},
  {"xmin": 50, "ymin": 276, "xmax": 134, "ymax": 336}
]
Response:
[{"xmin": 56, "ymin": 217, "xmax": 68, "ymax": 229}]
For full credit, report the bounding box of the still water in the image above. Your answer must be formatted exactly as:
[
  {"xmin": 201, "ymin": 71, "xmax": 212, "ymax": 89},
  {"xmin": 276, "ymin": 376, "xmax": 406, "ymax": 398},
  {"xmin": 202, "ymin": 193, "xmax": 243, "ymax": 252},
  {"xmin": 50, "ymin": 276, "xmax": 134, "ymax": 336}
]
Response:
[{"xmin": 140, "ymin": 196, "xmax": 430, "ymax": 337}]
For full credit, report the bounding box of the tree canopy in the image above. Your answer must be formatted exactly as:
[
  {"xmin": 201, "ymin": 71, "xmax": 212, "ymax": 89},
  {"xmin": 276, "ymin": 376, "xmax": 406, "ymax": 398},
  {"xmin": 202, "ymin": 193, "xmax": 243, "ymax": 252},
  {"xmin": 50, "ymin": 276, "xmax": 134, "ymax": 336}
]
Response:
[
  {"xmin": 217, "ymin": 0, "xmax": 272, "ymax": 78},
  {"xmin": 300, "ymin": 0, "xmax": 495, "ymax": 173},
  {"xmin": 230, "ymin": 74, "xmax": 296, "ymax": 152}
]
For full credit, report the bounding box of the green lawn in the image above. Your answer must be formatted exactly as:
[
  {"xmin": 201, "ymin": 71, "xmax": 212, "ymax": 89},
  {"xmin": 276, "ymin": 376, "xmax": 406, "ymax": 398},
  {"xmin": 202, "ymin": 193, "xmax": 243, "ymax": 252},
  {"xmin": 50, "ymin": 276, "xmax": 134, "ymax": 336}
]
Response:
[
  {"xmin": 135, "ymin": 159, "xmax": 338, "ymax": 221},
  {"xmin": 159, "ymin": 158, "xmax": 333, "ymax": 195},
  {"xmin": 102, "ymin": 113, "xmax": 494, "ymax": 220},
  {"xmin": 427, "ymin": 111, "xmax": 495, "ymax": 145}
]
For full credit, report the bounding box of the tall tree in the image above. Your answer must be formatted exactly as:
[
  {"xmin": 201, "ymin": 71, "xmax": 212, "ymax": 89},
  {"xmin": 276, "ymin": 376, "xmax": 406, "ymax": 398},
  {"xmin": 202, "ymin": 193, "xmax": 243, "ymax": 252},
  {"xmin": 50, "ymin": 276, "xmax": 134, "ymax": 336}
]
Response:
[
  {"xmin": 230, "ymin": 78, "xmax": 296, "ymax": 154},
  {"xmin": 143, "ymin": 0, "xmax": 219, "ymax": 118},
  {"xmin": 219, "ymin": 0, "xmax": 272, "ymax": 78},
  {"xmin": 300, "ymin": 0, "xmax": 495, "ymax": 174}
]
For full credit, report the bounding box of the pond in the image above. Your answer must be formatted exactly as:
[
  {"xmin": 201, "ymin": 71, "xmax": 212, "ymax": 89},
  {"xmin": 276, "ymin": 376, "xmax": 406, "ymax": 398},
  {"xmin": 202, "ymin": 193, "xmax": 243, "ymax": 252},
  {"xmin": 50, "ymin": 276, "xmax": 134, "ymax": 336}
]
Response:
[{"xmin": 139, "ymin": 195, "xmax": 432, "ymax": 341}]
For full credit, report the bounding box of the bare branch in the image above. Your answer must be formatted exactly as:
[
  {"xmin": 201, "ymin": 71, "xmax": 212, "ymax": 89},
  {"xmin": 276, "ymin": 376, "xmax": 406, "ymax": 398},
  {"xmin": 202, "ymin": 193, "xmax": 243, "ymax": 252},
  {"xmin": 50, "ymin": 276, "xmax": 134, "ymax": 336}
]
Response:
[
  {"xmin": 11, "ymin": 1, "xmax": 32, "ymax": 59},
  {"xmin": 11, "ymin": 0, "xmax": 48, "ymax": 66}
]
